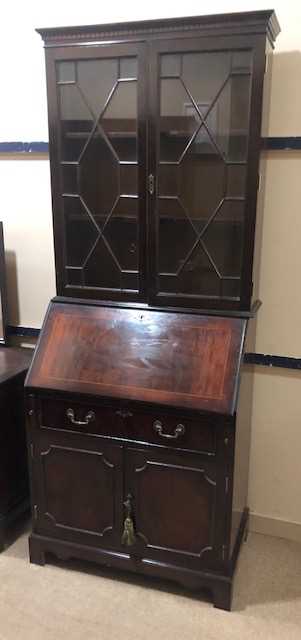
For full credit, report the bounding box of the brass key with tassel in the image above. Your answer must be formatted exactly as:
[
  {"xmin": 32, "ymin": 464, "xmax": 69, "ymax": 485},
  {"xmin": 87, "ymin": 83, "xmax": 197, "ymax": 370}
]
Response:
[{"xmin": 122, "ymin": 493, "xmax": 136, "ymax": 546}]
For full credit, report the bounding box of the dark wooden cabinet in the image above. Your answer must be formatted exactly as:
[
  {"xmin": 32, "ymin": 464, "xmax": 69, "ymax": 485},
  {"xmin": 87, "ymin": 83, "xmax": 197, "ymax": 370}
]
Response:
[
  {"xmin": 0, "ymin": 347, "xmax": 32, "ymax": 549},
  {"xmin": 27, "ymin": 10, "xmax": 280, "ymax": 611}
]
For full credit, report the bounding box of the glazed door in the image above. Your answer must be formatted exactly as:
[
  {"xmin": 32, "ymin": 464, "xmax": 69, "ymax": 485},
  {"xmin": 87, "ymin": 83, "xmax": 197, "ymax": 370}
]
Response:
[
  {"xmin": 47, "ymin": 42, "xmax": 147, "ymax": 301},
  {"xmin": 148, "ymin": 36, "xmax": 262, "ymax": 310},
  {"xmin": 32, "ymin": 430, "xmax": 123, "ymax": 550},
  {"xmin": 125, "ymin": 446, "xmax": 226, "ymax": 571}
]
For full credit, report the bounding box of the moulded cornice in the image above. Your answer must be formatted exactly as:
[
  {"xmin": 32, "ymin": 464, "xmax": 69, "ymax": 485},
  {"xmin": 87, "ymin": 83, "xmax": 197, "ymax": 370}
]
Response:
[{"xmin": 36, "ymin": 10, "xmax": 280, "ymax": 48}]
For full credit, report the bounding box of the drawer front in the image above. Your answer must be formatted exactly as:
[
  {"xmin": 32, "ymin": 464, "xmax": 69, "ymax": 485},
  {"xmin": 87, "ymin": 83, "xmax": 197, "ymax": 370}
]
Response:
[
  {"xmin": 39, "ymin": 397, "xmax": 125, "ymax": 438},
  {"xmin": 127, "ymin": 411, "xmax": 216, "ymax": 454},
  {"xmin": 38, "ymin": 397, "xmax": 216, "ymax": 455}
]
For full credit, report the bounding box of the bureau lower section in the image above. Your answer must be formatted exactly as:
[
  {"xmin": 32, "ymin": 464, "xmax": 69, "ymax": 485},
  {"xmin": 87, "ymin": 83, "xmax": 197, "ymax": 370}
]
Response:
[{"xmin": 26, "ymin": 393, "xmax": 247, "ymax": 611}]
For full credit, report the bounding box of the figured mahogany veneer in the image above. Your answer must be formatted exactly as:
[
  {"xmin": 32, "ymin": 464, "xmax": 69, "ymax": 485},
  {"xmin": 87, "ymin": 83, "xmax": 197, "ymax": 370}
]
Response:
[{"xmin": 27, "ymin": 302, "xmax": 246, "ymax": 415}]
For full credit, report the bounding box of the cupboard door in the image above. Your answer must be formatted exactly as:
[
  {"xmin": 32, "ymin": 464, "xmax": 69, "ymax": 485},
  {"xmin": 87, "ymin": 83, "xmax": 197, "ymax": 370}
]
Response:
[
  {"xmin": 149, "ymin": 36, "xmax": 263, "ymax": 310},
  {"xmin": 32, "ymin": 430, "xmax": 123, "ymax": 550},
  {"xmin": 125, "ymin": 447, "xmax": 226, "ymax": 571},
  {"xmin": 47, "ymin": 43, "xmax": 147, "ymax": 301}
]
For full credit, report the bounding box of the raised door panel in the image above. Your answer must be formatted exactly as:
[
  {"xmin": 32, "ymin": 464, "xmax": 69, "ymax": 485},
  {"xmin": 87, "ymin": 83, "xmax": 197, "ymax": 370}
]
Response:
[
  {"xmin": 125, "ymin": 447, "xmax": 226, "ymax": 571},
  {"xmin": 149, "ymin": 35, "xmax": 265, "ymax": 310},
  {"xmin": 46, "ymin": 42, "xmax": 147, "ymax": 302},
  {"xmin": 32, "ymin": 430, "xmax": 123, "ymax": 550}
]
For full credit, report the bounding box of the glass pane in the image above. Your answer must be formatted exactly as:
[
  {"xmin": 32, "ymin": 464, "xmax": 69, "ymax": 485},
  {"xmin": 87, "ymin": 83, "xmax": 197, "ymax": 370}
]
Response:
[
  {"xmin": 227, "ymin": 165, "xmax": 246, "ymax": 197},
  {"xmin": 202, "ymin": 200, "xmax": 244, "ymax": 277},
  {"xmin": 121, "ymin": 272, "xmax": 139, "ymax": 290},
  {"xmin": 157, "ymin": 48, "xmax": 252, "ymax": 300},
  {"xmin": 59, "ymin": 84, "xmax": 94, "ymax": 161},
  {"xmin": 57, "ymin": 62, "xmax": 76, "ymax": 83},
  {"xmin": 120, "ymin": 165, "xmax": 138, "ymax": 196},
  {"xmin": 58, "ymin": 54, "xmax": 140, "ymax": 294},
  {"xmin": 178, "ymin": 133, "xmax": 225, "ymax": 233},
  {"xmin": 84, "ymin": 237, "xmax": 121, "ymax": 289},
  {"xmin": 120, "ymin": 58, "xmax": 137, "ymax": 78},
  {"xmin": 158, "ymin": 198, "xmax": 197, "ymax": 274},
  {"xmin": 159, "ymin": 165, "xmax": 179, "ymax": 197},
  {"xmin": 61, "ymin": 164, "xmax": 78, "ymax": 194},
  {"xmin": 63, "ymin": 197, "xmax": 98, "ymax": 267},
  {"xmin": 161, "ymin": 55, "xmax": 181, "ymax": 77},
  {"xmin": 182, "ymin": 52, "xmax": 231, "ymax": 105},
  {"xmin": 103, "ymin": 198, "xmax": 138, "ymax": 271},
  {"xmin": 66, "ymin": 267, "xmax": 83, "ymax": 286},
  {"xmin": 231, "ymin": 51, "xmax": 252, "ymax": 73},
  {"xmin": 79, "ymin": 129, "xmax": 118, "ymax": 229},
  {"xmin": 221, "ymin": 278, "xmax": 240, "ymax": 298},
  {"xmin": 160, "ymin": 78, "xmax": 200, "ymax": 162},
  {"xmin": 216, "ymin": 75, "xmax": 251, "ymax": 161},
  {"xmin": 77, "ymin": 59, "xmax": 119, "ymax": 119},
  {"xmin": 102, "ymin": 80, "xmax": 137, "ymax": 161},
  {"xmin": 180, "ymin": 244, "xmax": 221, "ymax": 296}
]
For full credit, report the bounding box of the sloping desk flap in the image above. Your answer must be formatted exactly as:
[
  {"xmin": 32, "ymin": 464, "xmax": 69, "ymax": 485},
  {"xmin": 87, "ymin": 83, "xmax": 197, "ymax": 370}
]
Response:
[{"xmin": 26, "ymin": 303, "xmax": 247, "ymax": 415}]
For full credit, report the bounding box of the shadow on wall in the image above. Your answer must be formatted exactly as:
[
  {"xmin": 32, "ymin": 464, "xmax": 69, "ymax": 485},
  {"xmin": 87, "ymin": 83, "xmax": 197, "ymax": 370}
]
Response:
[
  {"xmin": 5, "ymin": 250, "xmax": 19, "ymax": 326},
  {"xmin": 268, "ymin": 50, "xmax": 301, "ymax": 136}
]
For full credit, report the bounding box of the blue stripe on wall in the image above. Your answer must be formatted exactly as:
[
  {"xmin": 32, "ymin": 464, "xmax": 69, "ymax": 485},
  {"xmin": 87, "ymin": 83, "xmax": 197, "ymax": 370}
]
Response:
[
  {"xmin": 0, "ymin": 142, "xmax": 49, "ymax": 153},
  {"xmin": 6, "ymin": 325, "xmax": 301, "ymax": 370},
  {"xmin": 1, "ymin": 138, "xmax": 301, "ymax": 154}
]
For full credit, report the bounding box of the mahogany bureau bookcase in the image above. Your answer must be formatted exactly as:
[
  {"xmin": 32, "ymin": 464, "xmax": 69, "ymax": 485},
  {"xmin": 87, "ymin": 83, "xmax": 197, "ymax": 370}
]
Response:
[{"xmin": 25, "ymin": 10, "xmax": 280, "ymax": 610}]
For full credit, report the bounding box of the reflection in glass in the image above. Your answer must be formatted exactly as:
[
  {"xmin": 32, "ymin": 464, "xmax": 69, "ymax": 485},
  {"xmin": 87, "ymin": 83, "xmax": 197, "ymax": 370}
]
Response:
[
  {"xmin": 160, "ymin": 78, "xmax": 200, "ymax": 162},
  {"xmin": 217, "ymin": 74, "xmax": 251, "ymax": 161}
]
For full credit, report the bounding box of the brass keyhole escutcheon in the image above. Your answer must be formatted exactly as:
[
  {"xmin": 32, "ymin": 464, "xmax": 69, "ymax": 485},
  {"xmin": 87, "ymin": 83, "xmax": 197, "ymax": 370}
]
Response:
[{"xmin": 122, "ymin": 493, "xmax": 136, "ymax": 547}]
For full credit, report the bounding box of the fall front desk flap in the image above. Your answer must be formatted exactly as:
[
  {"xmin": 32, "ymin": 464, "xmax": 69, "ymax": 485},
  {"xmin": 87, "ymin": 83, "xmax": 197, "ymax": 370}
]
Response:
[{"xmin": 26, "ymin": 302, "xmax": 247, "ymax": 415}]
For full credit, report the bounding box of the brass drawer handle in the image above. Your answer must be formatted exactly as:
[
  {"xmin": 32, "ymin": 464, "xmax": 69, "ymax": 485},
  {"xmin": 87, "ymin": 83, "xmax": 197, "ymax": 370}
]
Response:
[
  {"xmin": 153, "ymin": 420, "xmax": 185, "ymax": 439},
  {"xmin": 66, "ymin": 408, "xmax": 95, "ymax": 426},
  {"xmin": 116, "ymin": 409, "xmax": 133, "ymax": 418},
  {"xmin": 122, "ymin": 493, "xmax": 136, "ymax": 546}
]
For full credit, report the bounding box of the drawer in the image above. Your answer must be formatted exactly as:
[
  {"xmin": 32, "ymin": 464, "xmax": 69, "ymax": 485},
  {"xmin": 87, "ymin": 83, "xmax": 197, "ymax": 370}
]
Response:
[
  {"xmin": 127, "ymin": 411, "xmax": 216, "ymax": 454},
  {"xmin": 38, "ymin": 397, "xmax": 126, "ymax": 438},
  {"xmin": 38, "ymin": 397, "xmax": 216, "ymax": 455}
]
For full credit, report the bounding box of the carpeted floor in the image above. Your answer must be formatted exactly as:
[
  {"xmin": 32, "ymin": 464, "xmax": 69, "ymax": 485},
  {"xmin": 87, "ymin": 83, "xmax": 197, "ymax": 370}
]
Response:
[{"xmin": 0, "ymin": 521, "xmax": 301, "ymax": 640}]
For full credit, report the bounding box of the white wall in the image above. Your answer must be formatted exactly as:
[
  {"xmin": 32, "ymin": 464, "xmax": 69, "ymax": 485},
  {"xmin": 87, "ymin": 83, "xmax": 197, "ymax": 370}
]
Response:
[{"xmin": 1, "ymin": 0, "xmax": 301, "ymax": 534}]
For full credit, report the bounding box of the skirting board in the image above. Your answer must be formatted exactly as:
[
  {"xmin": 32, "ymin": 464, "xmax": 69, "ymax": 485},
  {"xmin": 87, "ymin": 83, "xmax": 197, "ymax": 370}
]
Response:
[{"xmin": 250, "ymin": 513, "xmax": 301, "ymax": 544}]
